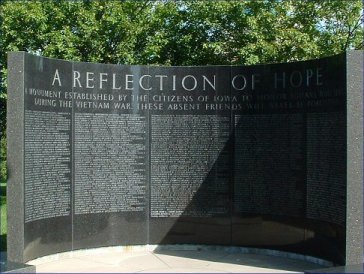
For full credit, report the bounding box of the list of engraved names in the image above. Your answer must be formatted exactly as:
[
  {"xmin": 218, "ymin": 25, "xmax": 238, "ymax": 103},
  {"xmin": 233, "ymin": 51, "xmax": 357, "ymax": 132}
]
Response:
[
  {"xmin": 150, "ymin": 114, "xmax": 230, "ymax": 217},
  {"xmin": 74, "ymin": 113, "xmax": 147, "ymax": 214},
  {"xmin": 24, "ymin": 110, "xmax": 71, "ymax": 222}
]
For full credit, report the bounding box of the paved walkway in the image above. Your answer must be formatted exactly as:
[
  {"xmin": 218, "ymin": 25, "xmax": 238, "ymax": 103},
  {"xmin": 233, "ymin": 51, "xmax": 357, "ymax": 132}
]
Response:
[{"xmin": 27, "ymin": 246, "xmax": 327, "ymax": 273}]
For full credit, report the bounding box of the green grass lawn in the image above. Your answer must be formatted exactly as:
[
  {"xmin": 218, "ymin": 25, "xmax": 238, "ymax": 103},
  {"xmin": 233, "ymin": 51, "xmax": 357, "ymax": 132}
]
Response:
[{"xmin": 0, "ymin": 181, "xmax": 6, "ymax": 251}]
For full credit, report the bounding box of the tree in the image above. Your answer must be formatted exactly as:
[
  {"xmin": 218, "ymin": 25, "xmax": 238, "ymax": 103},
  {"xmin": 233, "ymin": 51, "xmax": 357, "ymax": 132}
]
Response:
[
  {"xmin": 0, "ymin": 0, "xmax": 362, "ymax": 69},
  {"xmin": 139, "ymin": 0, "xmax": 363, "ymax": 65}
]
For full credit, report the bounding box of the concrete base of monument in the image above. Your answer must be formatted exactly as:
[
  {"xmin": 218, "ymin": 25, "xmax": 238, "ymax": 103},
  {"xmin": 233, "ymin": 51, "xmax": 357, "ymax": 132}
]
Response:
[
  {"xmin": 0, "ymin": 253, "xmax": 36, "ymax": 273},
  {"xmin": 305, "ymin": 264, "xmax": 364, "ymax": 273},
  {"xmin": 27, "ymin": 245, "xmax": 332, "ymax": 273}
]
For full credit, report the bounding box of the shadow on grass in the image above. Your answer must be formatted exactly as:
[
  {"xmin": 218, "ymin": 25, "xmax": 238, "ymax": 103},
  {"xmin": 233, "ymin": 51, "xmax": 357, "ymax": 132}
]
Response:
[
  {"xmin": 0, "ymin": 184, "xmax": 5, "ymax": 195},
  {"xmin": 0, "ymin": 185, "xmax": 5, "ymax": 207},
  {"xmin": 0, "ymin": 234, "xmax": 6, "ymax": 252}
]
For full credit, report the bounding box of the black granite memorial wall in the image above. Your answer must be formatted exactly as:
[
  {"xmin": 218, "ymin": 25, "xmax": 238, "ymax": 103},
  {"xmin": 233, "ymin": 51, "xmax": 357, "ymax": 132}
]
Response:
[{"xmin": 7, "ymin": 51, "xmax": 363, "ymax": 266}]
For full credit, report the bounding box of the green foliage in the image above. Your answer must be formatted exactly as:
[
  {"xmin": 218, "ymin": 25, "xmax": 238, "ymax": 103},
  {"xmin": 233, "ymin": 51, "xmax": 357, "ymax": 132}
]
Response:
[
  {"xmin": 0, "ymin": 0, "xmax": 362, "ymax": 68},
  {"xmin": 0, "ymin": 1, "xmax": 153, "ymax": 64}
]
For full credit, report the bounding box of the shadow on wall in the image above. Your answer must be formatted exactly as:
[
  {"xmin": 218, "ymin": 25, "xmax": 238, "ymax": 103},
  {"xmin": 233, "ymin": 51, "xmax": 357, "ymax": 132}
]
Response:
[{"xmin": 152, "ymin": 114, "xmax": 345, "ymax": 265}]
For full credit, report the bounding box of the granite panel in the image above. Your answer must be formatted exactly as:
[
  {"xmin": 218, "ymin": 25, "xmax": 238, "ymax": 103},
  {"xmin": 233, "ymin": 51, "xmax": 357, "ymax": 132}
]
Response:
[
  {"xmin": 148, "ymin": 66, "xmax": 232, "ymax": 245},
  {"xmin": 7, "ymin": 52, "xmax": 25, "ymax": 263},
  {"xmin": 345, "ymin": 50, "xmax": 364, "ymax": 264},
  {"xmin": 72, "ymin": 62, "xmax": 149, "ymax": 249},
  {"xmin": 231, "ymin": 55, "xmax": 348, "ymax": 264},
  {"xmin": 22, "ymin": 54, "xmax": 73, "ymax": 262}
]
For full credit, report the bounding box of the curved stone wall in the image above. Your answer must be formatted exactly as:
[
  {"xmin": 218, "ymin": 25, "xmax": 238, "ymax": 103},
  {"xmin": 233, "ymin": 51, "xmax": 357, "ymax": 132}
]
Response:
[{"xmin": 7, "ymin": 52, "xmax": 363, "ymax": 265}]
